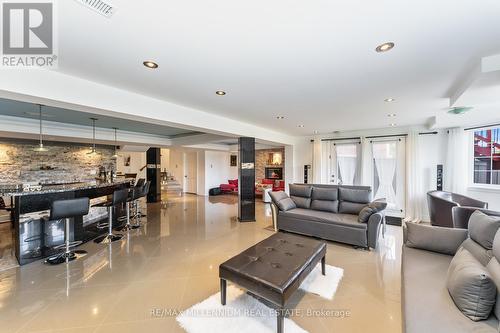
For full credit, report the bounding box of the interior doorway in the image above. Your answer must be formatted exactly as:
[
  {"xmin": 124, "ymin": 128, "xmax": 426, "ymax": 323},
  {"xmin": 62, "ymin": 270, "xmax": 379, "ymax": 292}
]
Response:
[{"xmin": 183, "ymin": 152, "xmax": 198, "ymax": 194}]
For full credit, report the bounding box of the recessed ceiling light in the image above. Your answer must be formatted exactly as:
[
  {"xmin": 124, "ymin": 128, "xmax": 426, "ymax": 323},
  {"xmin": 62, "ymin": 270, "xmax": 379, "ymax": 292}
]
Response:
[
  {"xmin": 384, "ymin": 98, "xmax": 395, "ymax": 102},
  {"xmin": 390, "ymin": 123, "xmax": 396, "ymax": 127},
  {"xmin": 143, "ymin": 61, "xmax": 158, "ymax": 69},
  {"xmin": 298, "ymin": 124, "xmax": 305, "ymax": 128},
  {"xmin": 375, "ymin": 42, "xmax": 395, "ymax": 53},
  {"xmin": 313, "ymin": 130, "xmax": 319, "ymax": 134},
  {"xmin": 387, "ymin": 113, "xmax": 396, "ymax": 117},
  {"xmin": 276, "ymin": 116, "xmax": 285, "ymax": 120},
  {"xmin": 215, "ymin": 91, "xmax": 226, "ymax": 96}
]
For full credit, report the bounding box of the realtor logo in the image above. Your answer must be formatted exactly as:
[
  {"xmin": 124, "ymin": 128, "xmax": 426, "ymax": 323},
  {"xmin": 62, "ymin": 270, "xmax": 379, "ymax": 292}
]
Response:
[{"xmin": 1, "ymin": 1, "xmax": 57, "ymax": 67}]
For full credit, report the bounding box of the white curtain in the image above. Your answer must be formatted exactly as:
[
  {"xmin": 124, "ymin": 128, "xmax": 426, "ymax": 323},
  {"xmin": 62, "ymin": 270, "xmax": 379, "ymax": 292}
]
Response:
[
  {"xmin": 373, "ymin": 142, "xmax": 397, "ymax": 206},
  {"xmin": 404, "ymin": 130, "xmax": 422, "ymax": 222},
  {"xmin": 361, "ymin": 138, "xmax": 373, "ymax": 186},
  {"xmin": 444, "ymin": 128, "xmax": 468, "ymax": 194},
  {"xmin": 336, "ymin": 144, "xmax": 357, "ymax": 185}
]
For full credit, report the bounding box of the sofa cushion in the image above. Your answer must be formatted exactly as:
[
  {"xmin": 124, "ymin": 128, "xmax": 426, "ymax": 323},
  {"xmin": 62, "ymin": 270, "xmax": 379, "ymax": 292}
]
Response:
[
  {"xmin": 460, "ymin": 238, "xmax": 493, "ymax": 267},
  {"xmin": 358, "ymin": 198, "xmax": 387, "ymax": 223},
  {"xmin": 269, "ymin": 191, "xmax": 288, "ymax": 205},
  {"xmin": 468, "ymin": 210, "xmax": 500, "ymax": 250},
  {"xmin": 279, "ymin": 208, "xmax": 366, "ymax": 230},
  {"xmin": 277, "ymin": 198, "xmax": 296, "ymax": 211},
  {"xmin": 402, "ymin": 246, "xmax": 499, "ymax": 333},
  {"xmin": 339, "ymin": 201, "xmax": 366, "ymax": 214},
  {"xmin": 488, "ymin": 232, "xmax": 500, "ymax": 320},
  {"xmin": 310, "ymin": 200, "xmax": 338, "ymax": 213},
  {"xmin": 311, "ymin": 187, "xmax": 338, "ymax": 201},
  {"xmin": 290, "ymin": 196, "xmax": 311, "ymax": 209},
  {"xmin": 405, "ymin": 222, "xmax": 468, "ymax": 255},
  {"xmin": 487, "ymin": 257, "xmax": 500, "ymax": 320},
  {"xmin": 289, "ymin": 184, "xmax": 312, "ymax": 209},
  {"xmin": 338, "ymin": 187, "xmax": 371, "ymax": 203},
  {"xmin": 289, "ymin": 184, "xmax": 313, "ymax": 198},
  {"xmin": 446, "ymin": 248, "xmax": 496, "ymax": 321}
]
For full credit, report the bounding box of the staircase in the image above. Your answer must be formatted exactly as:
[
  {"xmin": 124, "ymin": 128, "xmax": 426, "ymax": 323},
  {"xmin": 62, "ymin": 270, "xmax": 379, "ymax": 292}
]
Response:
[{"xmin": 161, "ymin": 172, "xmax": 183, "ymax": 196}]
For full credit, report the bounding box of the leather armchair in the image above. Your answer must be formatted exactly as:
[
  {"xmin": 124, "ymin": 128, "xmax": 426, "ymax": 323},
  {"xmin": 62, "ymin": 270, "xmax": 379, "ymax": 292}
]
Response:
[
  {"xmin": 452, "ymin": 206, "xmax": 500, "ymax": 229},
  {"xmin": 427, "ymin": 191, "xmax": 488, "ymax": 228}
]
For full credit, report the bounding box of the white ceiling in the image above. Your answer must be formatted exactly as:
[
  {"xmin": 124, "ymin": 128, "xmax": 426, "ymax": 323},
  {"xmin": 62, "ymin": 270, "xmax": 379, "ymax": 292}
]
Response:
[{"xmin": 56, "ymin": 0, "xmax": 500, "ymax": 135}]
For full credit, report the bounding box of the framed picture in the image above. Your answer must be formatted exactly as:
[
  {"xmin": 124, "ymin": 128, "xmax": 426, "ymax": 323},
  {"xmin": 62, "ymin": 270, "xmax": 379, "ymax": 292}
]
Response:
[
  {"xmin": 124, "ymin": 155, "xmax": 131, "ymax": 167},
  {"xmin": 230, "ymin": 155, "xmax": 237, "ymax": 167}
]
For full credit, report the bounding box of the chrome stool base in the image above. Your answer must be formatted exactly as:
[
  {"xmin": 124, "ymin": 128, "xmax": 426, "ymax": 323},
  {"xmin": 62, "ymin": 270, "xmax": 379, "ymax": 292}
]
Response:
[
  {"xmin": 94, "ymin": 233, "xmax": 123, "ymax": 244},
  {"xmin": 45, "ymin": 250, "xmax": 88, "ymax": 265}
]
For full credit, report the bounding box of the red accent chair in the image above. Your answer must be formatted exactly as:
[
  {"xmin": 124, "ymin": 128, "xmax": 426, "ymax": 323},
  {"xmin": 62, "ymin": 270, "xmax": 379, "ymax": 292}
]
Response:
[
  {"xmin": 261, "ymin": 179, "xmax": 274, "ymax": 186},
  {"xmin": 273, "ymin": 180, "xmax": 285, "ymax": 192},
  {"xmin": 220, "ymin": 179, "xmax": 238, "ymax": 193}
]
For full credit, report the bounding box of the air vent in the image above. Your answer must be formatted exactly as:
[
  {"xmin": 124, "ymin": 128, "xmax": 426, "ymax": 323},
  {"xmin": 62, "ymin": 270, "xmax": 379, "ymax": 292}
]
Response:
[
  {"xmin": 448, "ymin": 106, "xmax": 473, "ymax": 115},
  {"xmin": 74, "ymin": 0, "xmax": 116, "ymax": 18}
]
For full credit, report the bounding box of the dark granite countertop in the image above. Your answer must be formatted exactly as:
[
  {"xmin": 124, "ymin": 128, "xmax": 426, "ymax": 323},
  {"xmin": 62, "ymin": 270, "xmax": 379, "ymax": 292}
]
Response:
[{"xmin": 0, "ymin": 179, "xmax": 133, "ymax": 197}]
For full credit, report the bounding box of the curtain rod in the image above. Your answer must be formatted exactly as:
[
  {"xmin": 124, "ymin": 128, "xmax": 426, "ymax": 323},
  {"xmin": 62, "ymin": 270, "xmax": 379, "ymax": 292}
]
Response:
[
  {"xmin": 464, "ymin": 123, "xmax": 500, "ymax": 131},
  {"xmin": 418, "ymin": 131, "xmax": 438, "ymax": 135},
  {"xmin": 365, "ymin": 133, "xmax": 407, "ymax": 139},
  {"xmin": 321, "ymin": 137, "xmax": 361, "ymax": 142}
]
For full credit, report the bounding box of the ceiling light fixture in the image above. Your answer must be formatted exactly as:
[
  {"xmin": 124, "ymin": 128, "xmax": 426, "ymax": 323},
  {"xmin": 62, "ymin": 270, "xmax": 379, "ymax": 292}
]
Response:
[
  {"xmin": 33, "ymin": 104, "xmax": 49, "ymax": 152},
  {"xmin": 375, "ymin": 42, "xmax": 395, "ymax": 53},
  {"xmin": 298, "ymin": 124, "xmax": 305, "ymax": 128},
  {"xmin": 384, "ymin": 98, "xmax": 395, "ymax": 102},
  {"xmin": 111, "ymin": 127, "xmax": 120, "ymax": 159},
  {"xmin": 387, "ymin": 113, "xmax": 396, "ymax": 117},
  {"xmin": 143, "ymin": 61, "xmax": 158, "ymax": 69},
  {"xmin": 215, "ymin": 90, "xmax": 226, "ymax": 96},
  {"xmin": 87, "ymin": 118, "xmax": 98, "ymax": 155},
  {"xmin": 313, "ymin": 130, "xmax": 319, "ymax": 134},
  {"xmin": 276, "ymin": 116, "xmax": 285, "ymax": 120},
  {"xmin": 390, "ymin": 123, "xmax": 396, "ymax": 127},
  {"xmin": 448, "ymin": 106, "xmax": 473, "ymax": 115}
]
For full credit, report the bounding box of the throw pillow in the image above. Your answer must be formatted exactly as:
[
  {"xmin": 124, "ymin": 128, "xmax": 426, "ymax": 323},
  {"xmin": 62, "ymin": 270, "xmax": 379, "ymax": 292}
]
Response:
[
  {"xmin": 468, "ymin": 210, "xmax": 500, "ymax": 250},
  {"xmin": 358, "ymin": 198, "xmax": 387, "ymax": 223},
  {"xmin": 277, "ymin": 198, "xmax": 296, "ymax": 211},
  {"xmin": 404, "ymin": 222, "xmax": 468, "ymax": 255},
  {"xmin": 447, "ymin": 248, "xmax": 496, "ymax": 321}
]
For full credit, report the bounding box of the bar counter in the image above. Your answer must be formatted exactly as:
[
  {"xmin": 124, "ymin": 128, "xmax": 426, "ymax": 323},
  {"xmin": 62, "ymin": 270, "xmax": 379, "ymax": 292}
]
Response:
[{"xmin": 2, "ymin": 179, "xmax": 133, "ymax": 265}]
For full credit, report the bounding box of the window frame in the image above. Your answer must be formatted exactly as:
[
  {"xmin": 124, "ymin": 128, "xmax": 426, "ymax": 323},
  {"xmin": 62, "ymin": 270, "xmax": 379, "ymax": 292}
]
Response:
[{"xmin": 470, "ymin": 126, "xmax": 500, "ymax": 189}]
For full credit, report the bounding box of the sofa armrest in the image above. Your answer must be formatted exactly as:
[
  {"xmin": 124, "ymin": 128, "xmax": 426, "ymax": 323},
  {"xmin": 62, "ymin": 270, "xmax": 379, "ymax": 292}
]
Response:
[
  {"xmin": 270, "ymin": 202, "xmax": 279, "ymax": 232},
  {"xmin": 452, "ymin": 206, "xmax": 500, "ymax": 229},
  {"xmin": 403, "ymin": 222, "xmax": 468, "ymax": 255},
  {"xmin": 367, "ymin": 212, "xmax": 384, "ymax": 249}
]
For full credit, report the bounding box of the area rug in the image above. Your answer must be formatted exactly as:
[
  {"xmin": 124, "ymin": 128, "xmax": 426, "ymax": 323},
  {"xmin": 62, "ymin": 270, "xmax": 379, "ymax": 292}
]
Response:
[{"xmin": 176, "ymin": 263, "xmax": 343, "ymax": 333}]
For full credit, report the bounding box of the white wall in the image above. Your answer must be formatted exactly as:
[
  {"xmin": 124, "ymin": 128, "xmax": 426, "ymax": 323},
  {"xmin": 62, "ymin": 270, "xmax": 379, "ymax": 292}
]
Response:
[
  {"xmin": 116, "ymin": 151, "xmax": 146, "ymax": 179},
  {"xmin": 197, "ymin": 151, "xmax": 206, "ymax": 196},
  {"xmin": 161, "ymin": 148, "xmax": 170, "ymax": 172},
  {"xmin": 169, "ymin": 149, "xmax": 184, "ymax": 184},
  {"xmin": 204, "ymin": 151, "xmax": 233, "ymax": 196}
]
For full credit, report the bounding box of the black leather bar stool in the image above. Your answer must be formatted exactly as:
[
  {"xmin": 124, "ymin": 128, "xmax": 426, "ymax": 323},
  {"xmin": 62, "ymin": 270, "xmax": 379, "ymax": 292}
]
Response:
[
  {"xmin": 135, "ymin": 178, "xmax": 145, "ymax": 188},
  {"xmin": 117, "ymin": 186, "xmax": 141, "ymax": 231},
  {"xmin": 134, "ymin": 181, "xmax": 150, "ymax": 223},
  {"xmin": 45, "ymin": 197, "xmax": 90, "ymax": 265},
  {"xmin": 94, "ymin": 188, "xmax": 128, "ymax": 244}
]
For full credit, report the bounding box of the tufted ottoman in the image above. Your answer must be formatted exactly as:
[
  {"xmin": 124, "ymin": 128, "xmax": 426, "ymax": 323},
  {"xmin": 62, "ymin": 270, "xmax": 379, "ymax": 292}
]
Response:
[{"xmin": 219, "ymin": 232, "xmax": 326, "ymax": 333}]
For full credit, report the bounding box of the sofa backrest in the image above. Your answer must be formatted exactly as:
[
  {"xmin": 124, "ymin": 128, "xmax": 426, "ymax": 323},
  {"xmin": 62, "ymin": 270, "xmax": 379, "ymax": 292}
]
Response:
[
  {"xmin": 289, "ymin": 184, "xmax": 313, "ymax": 208},
  {"xmin": 487, "ymin": 230, "xmax": 500, "ymax": 320},
  {"xmin": 291, "ymin": 184, "xmax": 372, "ymax": 215}
]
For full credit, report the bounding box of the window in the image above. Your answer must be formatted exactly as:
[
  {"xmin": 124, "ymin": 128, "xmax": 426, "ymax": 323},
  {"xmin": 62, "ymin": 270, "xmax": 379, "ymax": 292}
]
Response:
[{"xmin": 473, "ymin": 127, "xmax": 500, "ymax": 185}]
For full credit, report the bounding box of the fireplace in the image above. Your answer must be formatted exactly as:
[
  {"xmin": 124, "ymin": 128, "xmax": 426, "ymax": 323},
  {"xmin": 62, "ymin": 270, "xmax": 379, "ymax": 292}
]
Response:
[{"xmin": 265, "ymin": 167, "xmax": 283, "ymax": 180}]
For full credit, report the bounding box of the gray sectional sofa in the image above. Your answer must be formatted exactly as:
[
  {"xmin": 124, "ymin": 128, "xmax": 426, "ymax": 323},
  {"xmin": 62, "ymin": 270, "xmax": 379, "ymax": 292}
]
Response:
[
  {"xmin": 402, "ymin": 207, "xmax": 500, "ymax": 333},
  {"xmin": 270, "ymin": 184, "xmax": 386, "ymax": 249}
]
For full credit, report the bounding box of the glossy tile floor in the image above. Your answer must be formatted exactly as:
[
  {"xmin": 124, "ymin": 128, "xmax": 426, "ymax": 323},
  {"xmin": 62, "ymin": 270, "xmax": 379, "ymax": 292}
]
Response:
[{"xmin": 0, "ymin": 194, "xmax": 402, "ymax": 333}]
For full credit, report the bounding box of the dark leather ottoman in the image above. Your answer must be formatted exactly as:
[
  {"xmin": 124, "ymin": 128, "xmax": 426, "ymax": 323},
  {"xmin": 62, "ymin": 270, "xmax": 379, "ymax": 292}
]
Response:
[{"xmin": 219, "ymin": 232, "xmax": 327, "ymax": 333}]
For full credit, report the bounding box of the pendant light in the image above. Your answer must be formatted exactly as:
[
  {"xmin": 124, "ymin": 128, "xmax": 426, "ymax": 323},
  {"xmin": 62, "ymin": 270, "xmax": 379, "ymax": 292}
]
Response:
[
  {"xmin": 87, "ymin": 117, "xmax": 98, "ymax": 155},
  {"xmin": 111, "ymin": 127, "xmax": 120, "ymax": 159},
  {"xmin": 33, "ymin": 104, "xmax": 49, "ymax": 152}
]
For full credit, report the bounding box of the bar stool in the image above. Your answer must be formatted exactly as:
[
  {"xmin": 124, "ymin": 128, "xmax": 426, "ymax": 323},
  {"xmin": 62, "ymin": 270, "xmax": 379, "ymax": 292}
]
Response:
[
  {"xmin": 45, "ymin": 197, "xmax": 90, "ymax": 265},
  {"xmin": 117, "ymin": 186, "xmax": 141, "ymax": 231},
  {"xmin": 134, "ymin": 181, "xmax": 150, "ymax": 224},
  {"xmin": 94, "ymin": 188, "xmax": 128, "ymax": 244}
]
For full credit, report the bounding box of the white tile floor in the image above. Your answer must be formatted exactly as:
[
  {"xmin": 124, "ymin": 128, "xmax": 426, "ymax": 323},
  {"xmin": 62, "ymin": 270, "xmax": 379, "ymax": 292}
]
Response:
[{"xmin": 0, "ymin": 194, "xmax": 403, "ymax": 333}]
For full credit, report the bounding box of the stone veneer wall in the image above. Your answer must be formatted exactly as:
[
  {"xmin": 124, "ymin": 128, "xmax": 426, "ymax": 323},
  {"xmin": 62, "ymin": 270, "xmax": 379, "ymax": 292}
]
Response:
[
  {"xmin": 0, "ymin": 139, "xmax": 116, "ymax": 184},
  {"xmin": 255, "ymin": 148, "xmax": 285, "ymax": 181}
]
